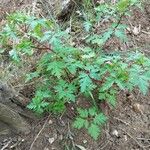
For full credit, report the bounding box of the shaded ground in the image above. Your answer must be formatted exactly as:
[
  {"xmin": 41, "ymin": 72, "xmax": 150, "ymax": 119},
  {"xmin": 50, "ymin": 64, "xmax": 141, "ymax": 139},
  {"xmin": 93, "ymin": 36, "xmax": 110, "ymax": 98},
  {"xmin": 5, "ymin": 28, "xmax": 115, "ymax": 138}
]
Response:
[{"xmin": 0, "ymin": 0, "xmax": 150, "ymax": 150}]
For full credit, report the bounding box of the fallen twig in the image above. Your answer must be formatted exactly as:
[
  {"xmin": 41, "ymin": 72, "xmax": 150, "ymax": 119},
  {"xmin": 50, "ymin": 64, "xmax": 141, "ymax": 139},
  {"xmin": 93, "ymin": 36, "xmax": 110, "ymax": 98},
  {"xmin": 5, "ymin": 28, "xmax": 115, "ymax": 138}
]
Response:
[
  {"xmin": 29, "ymin": 115, "xmax": 50, "ymax": 150},
  {"xmin": 1, "ymin": 139, "xmax": 12, "ymax": 150},
  {"xmin": 141, "ymin": 30, "xmax": 150, "ymax": 35},
  {"xmin": 120, "ymin": 128, "xmax": 150, "ymax": 150},
  {"xmin": 99, "ymin": 141, "xmax": 110, "ymax": 150},
  {"xmin": 136, "ymin": 137, "xmax": 150, "ymax": 141},
  {"xmin": 113, "ymin": 117, "xmax": 129, "ymax": 126}
]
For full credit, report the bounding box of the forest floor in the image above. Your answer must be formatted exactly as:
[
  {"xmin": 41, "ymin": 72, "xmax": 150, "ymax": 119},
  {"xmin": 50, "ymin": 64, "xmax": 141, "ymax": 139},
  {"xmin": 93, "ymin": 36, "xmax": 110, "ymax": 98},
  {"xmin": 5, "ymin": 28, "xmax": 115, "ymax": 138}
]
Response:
[{"xmin": 0, "ymin": 0, "xmax": 150, "ymax": 150}]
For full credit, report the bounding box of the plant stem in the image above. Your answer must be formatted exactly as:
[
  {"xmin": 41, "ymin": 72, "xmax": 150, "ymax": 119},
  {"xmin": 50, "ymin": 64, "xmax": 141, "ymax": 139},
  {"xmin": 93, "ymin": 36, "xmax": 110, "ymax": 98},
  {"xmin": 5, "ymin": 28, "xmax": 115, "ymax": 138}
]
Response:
[{"xmin": 89, "ymin": 91, "xmax": 98, "ymax": 110}]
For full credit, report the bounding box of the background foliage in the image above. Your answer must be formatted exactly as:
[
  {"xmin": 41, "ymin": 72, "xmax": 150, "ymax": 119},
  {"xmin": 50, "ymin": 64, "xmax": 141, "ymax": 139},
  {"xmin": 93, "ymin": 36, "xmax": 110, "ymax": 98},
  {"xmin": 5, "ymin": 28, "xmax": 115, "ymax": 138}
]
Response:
[{"xmin": 0, "ymin": 0, "xmax": 149, "ymax": 139}]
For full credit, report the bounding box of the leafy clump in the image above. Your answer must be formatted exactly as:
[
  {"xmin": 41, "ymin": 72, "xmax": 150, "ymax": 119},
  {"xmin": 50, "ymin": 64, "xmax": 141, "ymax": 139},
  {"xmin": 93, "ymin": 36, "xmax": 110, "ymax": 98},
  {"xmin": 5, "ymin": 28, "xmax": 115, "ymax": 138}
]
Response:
[
  {"xmin": 73, "ymin": 108, "xmax": 107, "ymax": 140},
  {"xmin": 0, "ymin": 0, "xmax": 149, "ymax": 140}
]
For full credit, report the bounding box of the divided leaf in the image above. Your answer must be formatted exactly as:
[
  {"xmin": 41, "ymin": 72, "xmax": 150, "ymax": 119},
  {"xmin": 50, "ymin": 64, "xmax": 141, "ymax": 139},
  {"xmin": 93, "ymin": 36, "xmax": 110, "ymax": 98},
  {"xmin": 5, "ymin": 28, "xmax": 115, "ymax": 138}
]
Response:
[
  {"xmin": 77, "ymin": 108, "xmax": 88, "ymax": 118},
  {"xmin": 73, "ymin": 118, "xmax": 86, "ymax": 129},
  {"xmin": 54, "ymin": 80, "xmax": 76, "ymax": 102},
  {"xmin": 88, "ymin": 124, "xmax": 100, "ymax": 140},
  {"xmin": 79, "ymin": 73, "xmax": 95, "ymax": 93},
  {"xmin": 117, "ymin": 0, "xmax": 130, "ymax": 12},
  {"xmin": 93, "ymin": 113, "xmax": 107, "ymax": 125},
  {"xmin": 47, "ymin": 61, "xmax": 65, "ymax": 78}
]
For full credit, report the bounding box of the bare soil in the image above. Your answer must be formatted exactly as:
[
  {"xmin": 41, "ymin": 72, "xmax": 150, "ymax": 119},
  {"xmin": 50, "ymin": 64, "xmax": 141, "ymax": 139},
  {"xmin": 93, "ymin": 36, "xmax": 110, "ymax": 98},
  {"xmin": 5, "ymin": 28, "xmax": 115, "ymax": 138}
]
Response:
[{"xmin": 0, "ymin": 1, "xmax": 150, "ymax": 150}]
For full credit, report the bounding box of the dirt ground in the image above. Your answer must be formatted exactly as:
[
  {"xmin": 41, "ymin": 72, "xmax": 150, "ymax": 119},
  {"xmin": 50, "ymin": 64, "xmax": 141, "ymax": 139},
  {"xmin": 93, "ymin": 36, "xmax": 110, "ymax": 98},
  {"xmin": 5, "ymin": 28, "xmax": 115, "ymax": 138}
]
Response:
[{"xmin": 0, "ymin": 0, "xmax": 150, "ymax": 150}]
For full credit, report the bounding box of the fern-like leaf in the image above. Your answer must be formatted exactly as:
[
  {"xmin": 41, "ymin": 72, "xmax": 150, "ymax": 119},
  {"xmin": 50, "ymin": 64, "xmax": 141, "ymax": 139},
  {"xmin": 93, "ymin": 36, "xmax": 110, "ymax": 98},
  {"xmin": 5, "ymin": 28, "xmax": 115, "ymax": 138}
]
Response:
[
  {"xmin": 47, "ymin": 61, "xmax": 65, "ymax": 78},
  {"xmin": 73, "ymin": 118, "xmax": 85, "ymax": 129},
  {"xmin": 93, "ymin": 113, "xmax": 107, "ymax": 125},
  {"xmin": 88, "ymin": 124, "xmax": 100, "ymax": 140},
  {"xmin": 79, "ymin": 73, "xmax": 95, "ymax": 93}
]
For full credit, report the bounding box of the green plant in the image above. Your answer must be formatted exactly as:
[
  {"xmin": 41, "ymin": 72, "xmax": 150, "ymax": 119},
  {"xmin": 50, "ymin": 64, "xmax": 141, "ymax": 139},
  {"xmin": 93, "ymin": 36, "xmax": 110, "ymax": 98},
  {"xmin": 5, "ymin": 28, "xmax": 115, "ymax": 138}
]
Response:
[
  {"xmin": 0, "ymin": 0, "xmax": 149, "ymax": 140},
  {"xmin": 73, "ymin": 108, "xmax": 107, "ymax": 140},
  {"xmin": 27, "ymin": 89, "xmax": 51, "ymax": 114}
]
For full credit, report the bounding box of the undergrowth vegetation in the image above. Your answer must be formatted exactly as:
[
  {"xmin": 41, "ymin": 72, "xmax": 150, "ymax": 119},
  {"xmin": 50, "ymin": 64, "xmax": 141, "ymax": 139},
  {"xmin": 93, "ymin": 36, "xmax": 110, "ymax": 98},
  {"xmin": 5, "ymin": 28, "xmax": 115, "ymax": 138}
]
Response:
[{"xmin": 0, "ymin": 0, "xmax": 150, "ymax": 140}]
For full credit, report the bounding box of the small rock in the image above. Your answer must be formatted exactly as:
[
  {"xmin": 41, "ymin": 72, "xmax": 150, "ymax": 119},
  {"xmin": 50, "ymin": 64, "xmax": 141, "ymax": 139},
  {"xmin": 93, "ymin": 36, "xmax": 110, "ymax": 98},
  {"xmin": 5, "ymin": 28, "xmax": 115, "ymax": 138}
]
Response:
[
  {"xmin": 124, "ymin": 135, "xmax": 128, "ymax": 141},
  {"xmin": 132, "ymin": 103, "xmax": 143, "ymax": 113},
  {"xmin": 83, "ymin": 139, "xmax": 87, "ymax": 144},
  {"xmin": 48, "ymin": 137, "xmax": 55, "ymax": 144},
  {"xmin": 132, "ymin": 25, "xmax": 141, "ymax": 35},
  {"xmin": 71, "ymin": 107, "xmax": 74, "ymax": 110},
  {"xmin": 48, "ymin": 120, "xmax": 53, "ymax": 125},
  {"xmin": 21, "ymin": 139, "xmax": 25, "ymax": 142},
  {"xmin": 111, "ymin": 129, "xmax": 119, "ymax": 137}
]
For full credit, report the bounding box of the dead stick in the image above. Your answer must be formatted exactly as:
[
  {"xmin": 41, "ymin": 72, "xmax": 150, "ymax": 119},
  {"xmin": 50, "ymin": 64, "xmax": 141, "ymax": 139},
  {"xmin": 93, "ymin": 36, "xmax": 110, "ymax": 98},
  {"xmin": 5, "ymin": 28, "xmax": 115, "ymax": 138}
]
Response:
[
  {"xmin": 29, "ymin": 115, "xmax": 50, "ymax": 150},
  {"xmin": 113, "ymin": 117, "xmax": 129, "ymax": 126},
  {"xmin": 120, "ymin": 128, "xmax": 147, "ymax": 150},
  {"xmin": 1, "ymin": 139, "xmax": 12, "ymax": 150}
]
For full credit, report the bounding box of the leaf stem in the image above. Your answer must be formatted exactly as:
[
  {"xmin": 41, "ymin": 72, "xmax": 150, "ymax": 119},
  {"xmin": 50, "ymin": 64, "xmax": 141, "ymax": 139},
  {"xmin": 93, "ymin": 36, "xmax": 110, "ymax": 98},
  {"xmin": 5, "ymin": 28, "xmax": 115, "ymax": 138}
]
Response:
[{"xmin": 89, "ymin": 91, "xmax": 98, "ymax": 110}]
